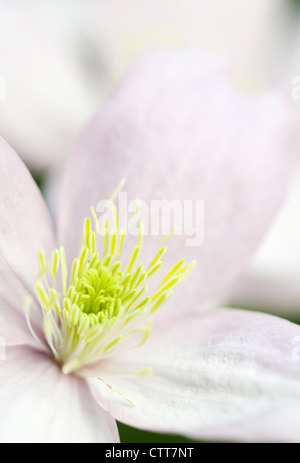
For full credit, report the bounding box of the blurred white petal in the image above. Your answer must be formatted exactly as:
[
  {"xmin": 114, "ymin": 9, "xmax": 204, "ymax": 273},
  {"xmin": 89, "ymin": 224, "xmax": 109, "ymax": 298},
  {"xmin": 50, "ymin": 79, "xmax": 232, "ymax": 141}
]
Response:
[
  {"xmin": 228, "ymin": 168, "xmax": 300, "ymax": 315},
  {"xmin": 0, "ymin": 0, "xmax": 294, "ymax": 171}
]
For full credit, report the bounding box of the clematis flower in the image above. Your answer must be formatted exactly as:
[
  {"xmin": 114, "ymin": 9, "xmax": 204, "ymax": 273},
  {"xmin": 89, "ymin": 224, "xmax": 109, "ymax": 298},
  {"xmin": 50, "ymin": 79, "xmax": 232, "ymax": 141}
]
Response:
[
  {"xmin": 0, "ymin": 0, "xmax": 293, "ymax": 172},
  {"xmin": 1, "ymin": 50, "xmax": 300, "ymax": 444}
]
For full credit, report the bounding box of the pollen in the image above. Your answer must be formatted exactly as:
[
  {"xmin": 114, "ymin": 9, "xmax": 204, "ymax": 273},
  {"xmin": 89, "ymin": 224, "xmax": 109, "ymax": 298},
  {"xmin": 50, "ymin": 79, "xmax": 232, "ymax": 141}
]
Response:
[{"xmin": 27, "ymin": 205, "xmax": 196, "ymax": 375}]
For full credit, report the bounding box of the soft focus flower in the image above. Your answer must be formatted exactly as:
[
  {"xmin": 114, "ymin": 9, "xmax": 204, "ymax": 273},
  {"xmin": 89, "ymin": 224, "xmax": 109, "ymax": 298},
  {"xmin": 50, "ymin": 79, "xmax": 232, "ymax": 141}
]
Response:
[
  {"xmin": 0, "ymin": 0, "xmax": 294, "ymax": 172},
  {"xmin": 0, "ymin": 0, "xmax": 106, "ymax": 173},
  {"xmin": 96, "ymin": 0, "xmax": 293, "ymax": 90},
  {"xmin": 228, "ymin": 23, "xmax": 300, "ymax": 316},
  {"xmin": 1, "ymin": 50, "xmax": 300, "ymax": 443},
  {"xmin": 228, "ymin": 170, "xmax": 300, "ymax": 316}
]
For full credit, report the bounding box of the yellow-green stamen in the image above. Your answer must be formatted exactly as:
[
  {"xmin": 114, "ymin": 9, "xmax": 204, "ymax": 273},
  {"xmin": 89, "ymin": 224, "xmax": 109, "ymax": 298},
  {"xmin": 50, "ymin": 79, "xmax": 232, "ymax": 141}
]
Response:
[{"xmin": 28, "ymin": 206, "xmax": 195, "ymax": 375}]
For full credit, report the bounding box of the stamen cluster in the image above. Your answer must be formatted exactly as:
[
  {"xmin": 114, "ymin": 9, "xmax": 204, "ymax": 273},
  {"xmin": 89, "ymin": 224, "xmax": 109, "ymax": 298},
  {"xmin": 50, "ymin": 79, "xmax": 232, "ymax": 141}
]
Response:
[{"xmin": 28, "ymin": 206, "xmax": 195, "ymax": 375}]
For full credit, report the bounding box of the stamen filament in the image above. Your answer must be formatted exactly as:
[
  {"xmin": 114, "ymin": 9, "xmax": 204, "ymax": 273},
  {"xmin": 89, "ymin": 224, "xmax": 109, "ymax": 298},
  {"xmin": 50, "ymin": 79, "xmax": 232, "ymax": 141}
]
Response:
[{"xmin": 30, "ymin": 202, "xmax": 195, "ymax": 378}]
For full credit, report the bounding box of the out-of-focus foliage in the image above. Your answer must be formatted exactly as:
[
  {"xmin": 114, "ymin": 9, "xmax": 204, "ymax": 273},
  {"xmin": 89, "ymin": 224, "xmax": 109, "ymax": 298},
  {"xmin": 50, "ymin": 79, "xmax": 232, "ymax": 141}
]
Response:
[
  {"xmin": 292, "ymin": 0, "xmax": 300, "ymax": 10},
  {"xmin": 118, "ymin": 423, "xmax": 198, "ymax": 444}
]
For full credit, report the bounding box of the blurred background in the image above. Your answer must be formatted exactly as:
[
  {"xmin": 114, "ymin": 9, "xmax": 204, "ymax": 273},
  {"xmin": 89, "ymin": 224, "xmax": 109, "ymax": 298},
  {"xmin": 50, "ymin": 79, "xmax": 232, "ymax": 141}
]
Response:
[{"xmin": 0, "ymin": 0, "xmax": 300, "ymax": 443}]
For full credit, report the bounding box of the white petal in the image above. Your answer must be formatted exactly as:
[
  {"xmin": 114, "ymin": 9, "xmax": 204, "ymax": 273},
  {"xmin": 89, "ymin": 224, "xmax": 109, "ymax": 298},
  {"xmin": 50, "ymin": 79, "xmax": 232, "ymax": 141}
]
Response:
[
  {"xmin": 0, "ymin": 0, "xmax": 103, "ymax": 172},
  {"xmin": 0, "ymin": 346, "xmax": 119, "ymax": 443},
  {"xmin": 0, "ymin": 300, "xmax": 38, "ymax": 347},
  {"xmin": 87, "ymin": 309, "xmax": 300, "ymax": 442},
  {"xmin": 228, "ymin": 167, "xmax": 300, "ymax": 316},
  {"xmin": 97, "ymin": 0, "xmax": 291, "ymax": 89},
  {"xmin": 0, "ymin": 138, "xmax": 55, "ymax": 344}
]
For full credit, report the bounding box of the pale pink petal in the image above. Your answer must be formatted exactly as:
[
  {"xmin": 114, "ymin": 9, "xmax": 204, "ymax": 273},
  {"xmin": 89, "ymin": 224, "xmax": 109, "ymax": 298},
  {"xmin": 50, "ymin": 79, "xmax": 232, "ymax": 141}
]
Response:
[
  {"xmin": 0, "ymin": 138, "xmax": 55, "ymax": 343},
  {"xmin": 0, "ymin": 346, "xmax": 119, "ymax": 443},
  {"xmin": 87, "ymin": 309, "xmax": 300, "ymax": 443},
  {"xmin": 0, "ymin": 300, "xmax": 38, "ymax": 347},
  {"xmin": 58, "ymin": 49, "xmax": 297, "ymax": 314}
]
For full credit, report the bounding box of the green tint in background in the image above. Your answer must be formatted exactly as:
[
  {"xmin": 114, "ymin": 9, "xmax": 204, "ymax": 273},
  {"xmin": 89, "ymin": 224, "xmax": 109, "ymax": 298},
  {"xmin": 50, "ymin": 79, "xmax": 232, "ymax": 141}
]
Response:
[
  {"xmin": 293, "ymin": 0, "xmax": 300, "ymax": 8},
  {"xmin": 118, "ymin": 423, "xmax": 197, "ymax": 444}
]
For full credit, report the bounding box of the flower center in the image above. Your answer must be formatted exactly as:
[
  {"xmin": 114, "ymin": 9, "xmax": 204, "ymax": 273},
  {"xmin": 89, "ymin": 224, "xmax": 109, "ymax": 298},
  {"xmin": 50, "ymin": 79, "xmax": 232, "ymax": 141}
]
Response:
[{"xmin": 26, "ymin": 205, "xmax": 195, "ymax": 375}]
